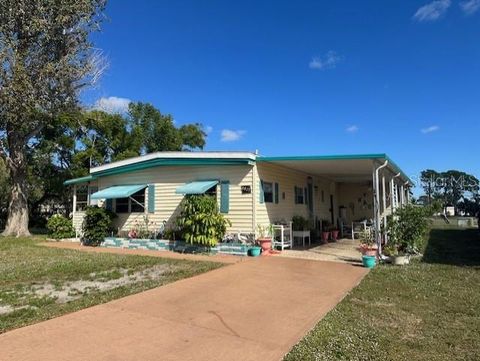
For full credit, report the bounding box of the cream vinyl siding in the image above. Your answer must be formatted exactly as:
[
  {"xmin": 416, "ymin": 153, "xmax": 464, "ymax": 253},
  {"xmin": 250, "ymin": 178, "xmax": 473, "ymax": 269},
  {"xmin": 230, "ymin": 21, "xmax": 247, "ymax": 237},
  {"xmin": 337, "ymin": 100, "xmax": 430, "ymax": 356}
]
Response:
[
  {"xmin": 95, "ymin": 164, "xmax": 254, "ymax": 233},
  {"xmin": 255, "ymin": 163, "xmax": 339, "ymax": 230},
  {"xmin": 254, "ymin": 162, "xmax": 311, "ymax": 227}
]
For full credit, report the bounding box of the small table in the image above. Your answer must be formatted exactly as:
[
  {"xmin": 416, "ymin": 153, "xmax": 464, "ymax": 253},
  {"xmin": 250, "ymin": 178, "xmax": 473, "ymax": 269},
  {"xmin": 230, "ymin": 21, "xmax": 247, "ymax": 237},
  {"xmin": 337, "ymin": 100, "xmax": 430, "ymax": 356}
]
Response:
[{"xmin": 293, "ymin": 230, "xmax": 311, "ymax": 247}]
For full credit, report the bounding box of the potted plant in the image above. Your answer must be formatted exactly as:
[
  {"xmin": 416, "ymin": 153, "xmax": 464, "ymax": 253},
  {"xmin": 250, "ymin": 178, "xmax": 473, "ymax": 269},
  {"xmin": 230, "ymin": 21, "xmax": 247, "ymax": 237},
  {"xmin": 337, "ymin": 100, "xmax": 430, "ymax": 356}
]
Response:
[
  {"xmin": 358, "ymin": 229, "xmax": 377, "ymax": 256},
  {"xmin": 329, "ymin": 225, "xmax": 339, "ymax": 241},
  {"xmin": 256, "ymin": 224, "xmax": 273, "ymax": 252},
  {"xmin": 292, "ymin": 215, "xmax": 311, "ymax": 246},
  {"xmin": 362, "ymin": 254, "xmax": 376, "ymax": 268},
  {"xmin": 321, "ymin": 220, "xmax": 331, "ymax": 243}
]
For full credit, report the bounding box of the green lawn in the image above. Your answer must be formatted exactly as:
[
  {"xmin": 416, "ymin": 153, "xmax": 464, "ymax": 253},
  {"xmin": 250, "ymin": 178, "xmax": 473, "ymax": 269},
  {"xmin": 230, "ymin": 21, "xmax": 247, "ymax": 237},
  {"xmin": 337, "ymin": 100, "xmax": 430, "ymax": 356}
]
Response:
[
  {"xmin": 0, "ymin": 237, "xmax": 222, "ymax": 333},
  {"xmin": 285, "ymin": 228, "xmax": 480, "ymax": 361}
]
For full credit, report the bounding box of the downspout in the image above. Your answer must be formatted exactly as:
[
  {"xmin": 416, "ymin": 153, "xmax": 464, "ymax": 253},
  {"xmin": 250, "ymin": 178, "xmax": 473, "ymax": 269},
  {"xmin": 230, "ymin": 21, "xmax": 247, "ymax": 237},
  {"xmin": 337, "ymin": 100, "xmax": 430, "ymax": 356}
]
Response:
[{"xmin": 374, "ymin": 160, "xmax": 389, "ymax": 256}]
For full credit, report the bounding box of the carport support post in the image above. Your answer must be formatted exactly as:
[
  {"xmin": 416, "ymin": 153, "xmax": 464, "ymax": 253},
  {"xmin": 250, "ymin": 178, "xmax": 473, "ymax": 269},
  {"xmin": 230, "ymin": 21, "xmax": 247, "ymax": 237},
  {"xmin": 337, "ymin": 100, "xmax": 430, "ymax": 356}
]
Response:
[{"xmin": 374, "ymin": 160, "xmax": 388, "ymax": 255}]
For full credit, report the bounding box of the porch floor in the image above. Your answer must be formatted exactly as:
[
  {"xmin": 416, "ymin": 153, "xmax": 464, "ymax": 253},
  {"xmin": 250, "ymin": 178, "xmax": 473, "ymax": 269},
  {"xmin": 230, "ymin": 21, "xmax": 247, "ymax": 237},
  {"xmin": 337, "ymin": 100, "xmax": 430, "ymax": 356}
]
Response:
[{"xmin": 279, "ymin": 238, "xmax": 362, "ymax": 265}]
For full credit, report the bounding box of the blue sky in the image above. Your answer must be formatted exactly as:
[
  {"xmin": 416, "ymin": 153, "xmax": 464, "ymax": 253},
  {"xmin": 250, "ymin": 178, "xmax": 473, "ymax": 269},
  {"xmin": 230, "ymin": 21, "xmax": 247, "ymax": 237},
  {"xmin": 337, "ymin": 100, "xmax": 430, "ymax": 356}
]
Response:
[{"xmin": 83, "ymin": 0, "xmax": 480, "ymax": 194}]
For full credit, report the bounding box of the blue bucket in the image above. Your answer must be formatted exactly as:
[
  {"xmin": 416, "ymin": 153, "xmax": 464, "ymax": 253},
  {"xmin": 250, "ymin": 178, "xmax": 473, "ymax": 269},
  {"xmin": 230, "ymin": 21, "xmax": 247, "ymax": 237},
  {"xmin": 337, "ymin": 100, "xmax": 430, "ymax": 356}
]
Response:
[
  {"xmin": 248, "ymin": 247, "xmax": 261, "ymax": 257},
  {"xmin": 362, "ymin": 255, "xmax": 376, "ymax": 269}
]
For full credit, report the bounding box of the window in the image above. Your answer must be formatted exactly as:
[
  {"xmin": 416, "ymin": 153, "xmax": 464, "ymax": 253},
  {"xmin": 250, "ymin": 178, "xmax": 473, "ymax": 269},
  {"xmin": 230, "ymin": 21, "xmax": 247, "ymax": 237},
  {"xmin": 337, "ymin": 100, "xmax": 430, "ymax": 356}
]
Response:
[
  {"xmin": 130, "ymin": 190, "xmax": 145, "ymax": 213},
  {"xmin": 76, "ymin": 185, "xmax": 88, "ymax": 211},
  {"xmin": 294, "ymin": 186, "xmax": 304, "ymax": 204},
  {"xmin": 321, "ymin": 190, "xmax": 325, "ymax": 203},
  {"xmin": 115, "ymin": 198, "xmax": 129, "ymax": 213},
  {"xmin": 262, "ymin": 181, "xmax": 274, "ymax": 203},
  {"xmin": 205, "ymin": 185, "xmax": 217, "ymax": 198},
  {"xmin": 115, "ymin": 189, "xmax": 146, "ymax": 213}
]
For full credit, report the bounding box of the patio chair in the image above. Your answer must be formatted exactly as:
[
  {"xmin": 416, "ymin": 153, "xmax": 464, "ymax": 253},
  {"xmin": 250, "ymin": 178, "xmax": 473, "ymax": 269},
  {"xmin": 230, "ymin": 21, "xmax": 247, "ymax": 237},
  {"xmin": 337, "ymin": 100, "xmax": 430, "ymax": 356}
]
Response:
[
  {"xmin": 351, "ymin": 220, "xmax": 372, "ymax": 240},
  {"xmin": 272, "ymin": 222, "xmax": 293, "ymax": 250}
]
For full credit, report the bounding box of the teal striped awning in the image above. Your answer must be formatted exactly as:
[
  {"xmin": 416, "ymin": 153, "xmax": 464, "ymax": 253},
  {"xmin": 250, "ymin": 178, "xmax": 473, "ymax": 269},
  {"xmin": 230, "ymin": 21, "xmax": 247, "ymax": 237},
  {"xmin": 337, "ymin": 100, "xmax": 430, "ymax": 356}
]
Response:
[
  {"xmin": 90, "ymin": 184, "xmax": 147, "ymax": 200},
  {"xmin": 175, "ymin": 180, "xmax": 219, "ymax": 195}
]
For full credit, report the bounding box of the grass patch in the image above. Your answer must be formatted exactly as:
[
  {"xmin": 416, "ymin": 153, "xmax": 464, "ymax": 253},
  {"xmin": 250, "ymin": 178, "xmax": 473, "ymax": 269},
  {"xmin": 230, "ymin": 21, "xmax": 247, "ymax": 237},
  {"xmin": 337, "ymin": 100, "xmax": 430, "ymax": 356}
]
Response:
[
  {"xmin": 285, "ymin": 228, "xmax": 480, "ymax": 361},
  {"xmin": 0, "ymin": 237, "xmax": 222, "ymax": 333}
]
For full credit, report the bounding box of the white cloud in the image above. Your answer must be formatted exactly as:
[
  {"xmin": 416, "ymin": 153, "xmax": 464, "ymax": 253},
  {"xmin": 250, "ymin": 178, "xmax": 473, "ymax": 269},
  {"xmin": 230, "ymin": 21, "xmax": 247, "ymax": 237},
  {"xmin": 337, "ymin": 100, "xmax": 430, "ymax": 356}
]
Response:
[
  {"xmin": 346, "ymin": 125, "xmax": 359, "ymax": 133},
  {"xmin": 460, "ymin": 0, "xmax": 480, "ymax": 15},
  {"xmin": 205, "ymin": 125, "xmax": 213, "ymax": 134},
  {"xmin": 221, "ymin": 129, "xmax": 246, "ymax": 142},
  {"xmin": 94, "ymin": 96, "xmax": 131, "ymax": 114},
  {"xmin": 421, "ymin": 125, "xmax": 440, "ymax": 133},
  {"xmin": 413, "ymin": 0, "xmax": 451, "ymax": 22},
  {"xmin": 309, "ymin": 51, "xmax": 343, "ymax": 70}
]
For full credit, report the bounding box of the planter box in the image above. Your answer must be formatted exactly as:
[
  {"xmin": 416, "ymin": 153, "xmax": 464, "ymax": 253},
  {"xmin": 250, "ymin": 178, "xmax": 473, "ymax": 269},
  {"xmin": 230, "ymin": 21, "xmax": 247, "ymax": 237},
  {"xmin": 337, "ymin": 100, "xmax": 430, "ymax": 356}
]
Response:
[
  {"xmin": 214, "ymin": 242, "xmax": 249, "ymax": 256},
  {"xmin": 101, "ymin": 238, "xmax": 249, "ymax": 256}
]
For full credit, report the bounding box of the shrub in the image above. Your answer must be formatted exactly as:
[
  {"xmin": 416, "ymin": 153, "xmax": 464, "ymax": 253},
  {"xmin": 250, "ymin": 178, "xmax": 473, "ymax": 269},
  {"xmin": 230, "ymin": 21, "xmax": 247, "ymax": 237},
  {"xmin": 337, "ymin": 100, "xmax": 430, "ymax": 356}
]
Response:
[
  {"xmin": 292, "ymin": 215, "xmax": 310, "ymax": 231},
  {"xmin": 176, "ymin": 195, "xmax": 231, "ymax": 247},
  {"xmin": 46, "ymin": 214, "xmax": 75, "ymax": 239},
  {"xmin": 387, "ymin": 204, "xmax": 431, "ymax": 254},
  {"xmin": 81, "ymin": 206, "xmax": 116, "ymax": 246}
]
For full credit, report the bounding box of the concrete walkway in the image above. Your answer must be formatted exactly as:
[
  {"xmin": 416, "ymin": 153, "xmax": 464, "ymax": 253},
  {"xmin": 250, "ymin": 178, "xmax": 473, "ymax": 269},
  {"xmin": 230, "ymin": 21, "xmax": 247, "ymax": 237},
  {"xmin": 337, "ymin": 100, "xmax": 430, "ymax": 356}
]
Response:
[
  {"xmin": 0, "ymin": 256, "xmax": 368, "ymax": 361},
  {"xmin": 280, "ymin": 238, "xmax": 362, "ymax": 265}
]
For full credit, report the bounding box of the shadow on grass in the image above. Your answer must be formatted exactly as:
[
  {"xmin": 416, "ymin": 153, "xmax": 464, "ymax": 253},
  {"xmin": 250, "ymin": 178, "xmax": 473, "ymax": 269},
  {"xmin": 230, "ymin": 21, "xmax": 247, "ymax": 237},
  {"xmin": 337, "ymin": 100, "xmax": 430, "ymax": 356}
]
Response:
[{"xmin": 423, "ymin": 228, "xmax": 480, "ymax": 267}]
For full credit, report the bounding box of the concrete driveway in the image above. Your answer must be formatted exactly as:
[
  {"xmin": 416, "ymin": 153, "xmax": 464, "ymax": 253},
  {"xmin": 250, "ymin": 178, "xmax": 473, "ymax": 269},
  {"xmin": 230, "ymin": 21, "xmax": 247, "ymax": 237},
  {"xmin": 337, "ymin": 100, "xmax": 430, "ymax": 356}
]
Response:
[{"xmin": 0, "ymin": 256, "xmax": 367, "ymax": 361}]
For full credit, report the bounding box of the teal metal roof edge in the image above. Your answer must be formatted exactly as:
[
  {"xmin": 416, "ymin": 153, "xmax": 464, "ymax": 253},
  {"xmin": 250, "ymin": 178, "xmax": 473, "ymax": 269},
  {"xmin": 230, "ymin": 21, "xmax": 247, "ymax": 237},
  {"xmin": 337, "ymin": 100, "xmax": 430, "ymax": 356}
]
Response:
[
  {"xmin": 63, "ymin": 175, "xmax": 97, "ymax": 185},
  {"xmin": 258, "ymin": 153, "xmax": 412, "ymax": 185},
  {"xmin": 384, "ymin": 155, "xmax": 413, "ymax": 185},
  {"xmin": 92, "ymin": 158, "xmax": 254, "ymax": 178},
  {"xmin": 257, "ymin": 153, "xmax": 387, "ymax": 162},
  {"xmin": 63, "ymin": 158, "xmax": 254, "ymax": 185}
]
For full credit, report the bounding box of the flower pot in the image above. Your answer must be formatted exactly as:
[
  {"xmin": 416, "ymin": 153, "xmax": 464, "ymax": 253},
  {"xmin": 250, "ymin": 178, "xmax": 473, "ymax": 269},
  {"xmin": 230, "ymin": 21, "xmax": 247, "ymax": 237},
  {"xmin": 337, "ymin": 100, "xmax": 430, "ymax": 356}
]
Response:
[
  {"xmin": 321, "ymin": 232, "xmax": 330, "ymax": 243},
  {"xmin": 258, "ymin": 238, "xmax": 272, "ymax": 252},
  {"xmin": 362, "ymin": 255, "xmax": 376, "ymax": 268},
  {"xmin": 331, "ymin": 230, "xmax": 339, "ymax": 241},
  {"xmin": 363, "ymin": 248, "xmax": 377, "ymax": 257},
  {"xmin": 248, "ymin": 246, "xmax": 261, "ymax": 257},
  {"xmin": 393, "ymin": 255, "xmax": 409, "ymax": 266}
]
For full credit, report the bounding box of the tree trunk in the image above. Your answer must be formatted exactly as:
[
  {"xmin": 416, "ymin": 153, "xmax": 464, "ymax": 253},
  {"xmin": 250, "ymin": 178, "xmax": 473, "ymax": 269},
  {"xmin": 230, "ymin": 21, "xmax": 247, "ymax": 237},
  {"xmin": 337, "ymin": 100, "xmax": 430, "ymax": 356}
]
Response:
[{"xmin": 2, "ymin": 139, "xmax": 30, "ymax": 237}]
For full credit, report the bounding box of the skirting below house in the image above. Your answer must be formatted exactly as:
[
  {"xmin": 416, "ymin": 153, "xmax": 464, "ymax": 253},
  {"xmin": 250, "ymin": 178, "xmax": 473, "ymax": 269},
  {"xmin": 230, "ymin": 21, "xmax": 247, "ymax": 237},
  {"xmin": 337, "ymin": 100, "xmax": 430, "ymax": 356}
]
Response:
[{"xmin": 101, "ymin": 237, "xmax": 250, "ymax": 256}]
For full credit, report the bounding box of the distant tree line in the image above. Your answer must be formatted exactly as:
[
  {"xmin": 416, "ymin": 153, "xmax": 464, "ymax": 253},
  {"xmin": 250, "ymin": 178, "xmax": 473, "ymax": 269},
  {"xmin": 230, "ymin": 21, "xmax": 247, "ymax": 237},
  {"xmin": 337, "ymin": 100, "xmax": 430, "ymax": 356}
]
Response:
[{"xmin": 418, "ymin": 169, "xmax": 479, "ymax": 216}]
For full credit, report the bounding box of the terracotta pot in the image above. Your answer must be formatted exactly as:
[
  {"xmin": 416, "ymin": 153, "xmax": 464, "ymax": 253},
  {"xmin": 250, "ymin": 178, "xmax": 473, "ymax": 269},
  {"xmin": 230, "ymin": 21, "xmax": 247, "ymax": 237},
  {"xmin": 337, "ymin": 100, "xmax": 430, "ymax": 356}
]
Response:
[
  {"xmin": 359, "ymin": 245, "xmax": 377, "ymax": 257},
  {"xmin": 363, "ymin": 249, "xmax": 377, "ymax": 257},
  {"xmin": 258, "ymin": 238, "xmax": 272, "ymax": 252},
  {"xmin": 321, "ymin": 232, "xmax": 330, "ymax": 243},
  {"xmin": 331, "ymin": 230, "xmax": 339, "ymax": 241}
]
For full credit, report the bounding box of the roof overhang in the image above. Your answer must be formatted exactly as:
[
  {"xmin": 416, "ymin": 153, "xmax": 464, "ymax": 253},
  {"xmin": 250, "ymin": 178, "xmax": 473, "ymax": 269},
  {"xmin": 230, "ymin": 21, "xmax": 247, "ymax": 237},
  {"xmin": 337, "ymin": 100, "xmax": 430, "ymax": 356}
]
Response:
[
  {"xmin": 257, "ymin": 153, "xmax": 411, "ymax": 184},
  {"xmin": 63, "ymin": 175, "xmax": 98, "ymax": 186},
  {"xmin": 90, "ymin": 151, "xmax": 256, "ymax": 176}
]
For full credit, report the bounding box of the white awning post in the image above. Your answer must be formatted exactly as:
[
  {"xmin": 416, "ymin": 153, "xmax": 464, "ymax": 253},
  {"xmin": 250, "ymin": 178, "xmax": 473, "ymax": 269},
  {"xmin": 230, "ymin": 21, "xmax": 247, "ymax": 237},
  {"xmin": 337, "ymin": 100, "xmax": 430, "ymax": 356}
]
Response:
[
  {"xmin": 400, "ymin": 184, "xmax": 405, "ymax": 207},
  {"xmin": 382, "ymin": 174, "xmax": 387, "ymax": 244},
  {"xmin": 374, "ymin": 160, "xmax": 388, "ymax": 255}
]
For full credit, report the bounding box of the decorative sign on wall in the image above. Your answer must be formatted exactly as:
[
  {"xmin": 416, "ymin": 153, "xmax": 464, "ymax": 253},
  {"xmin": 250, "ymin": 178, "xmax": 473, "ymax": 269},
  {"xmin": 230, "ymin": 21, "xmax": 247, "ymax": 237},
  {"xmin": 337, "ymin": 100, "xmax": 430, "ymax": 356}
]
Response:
[{"xmin": 241, "ymin": 185, "xmax": 251, "ymax": 194}]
